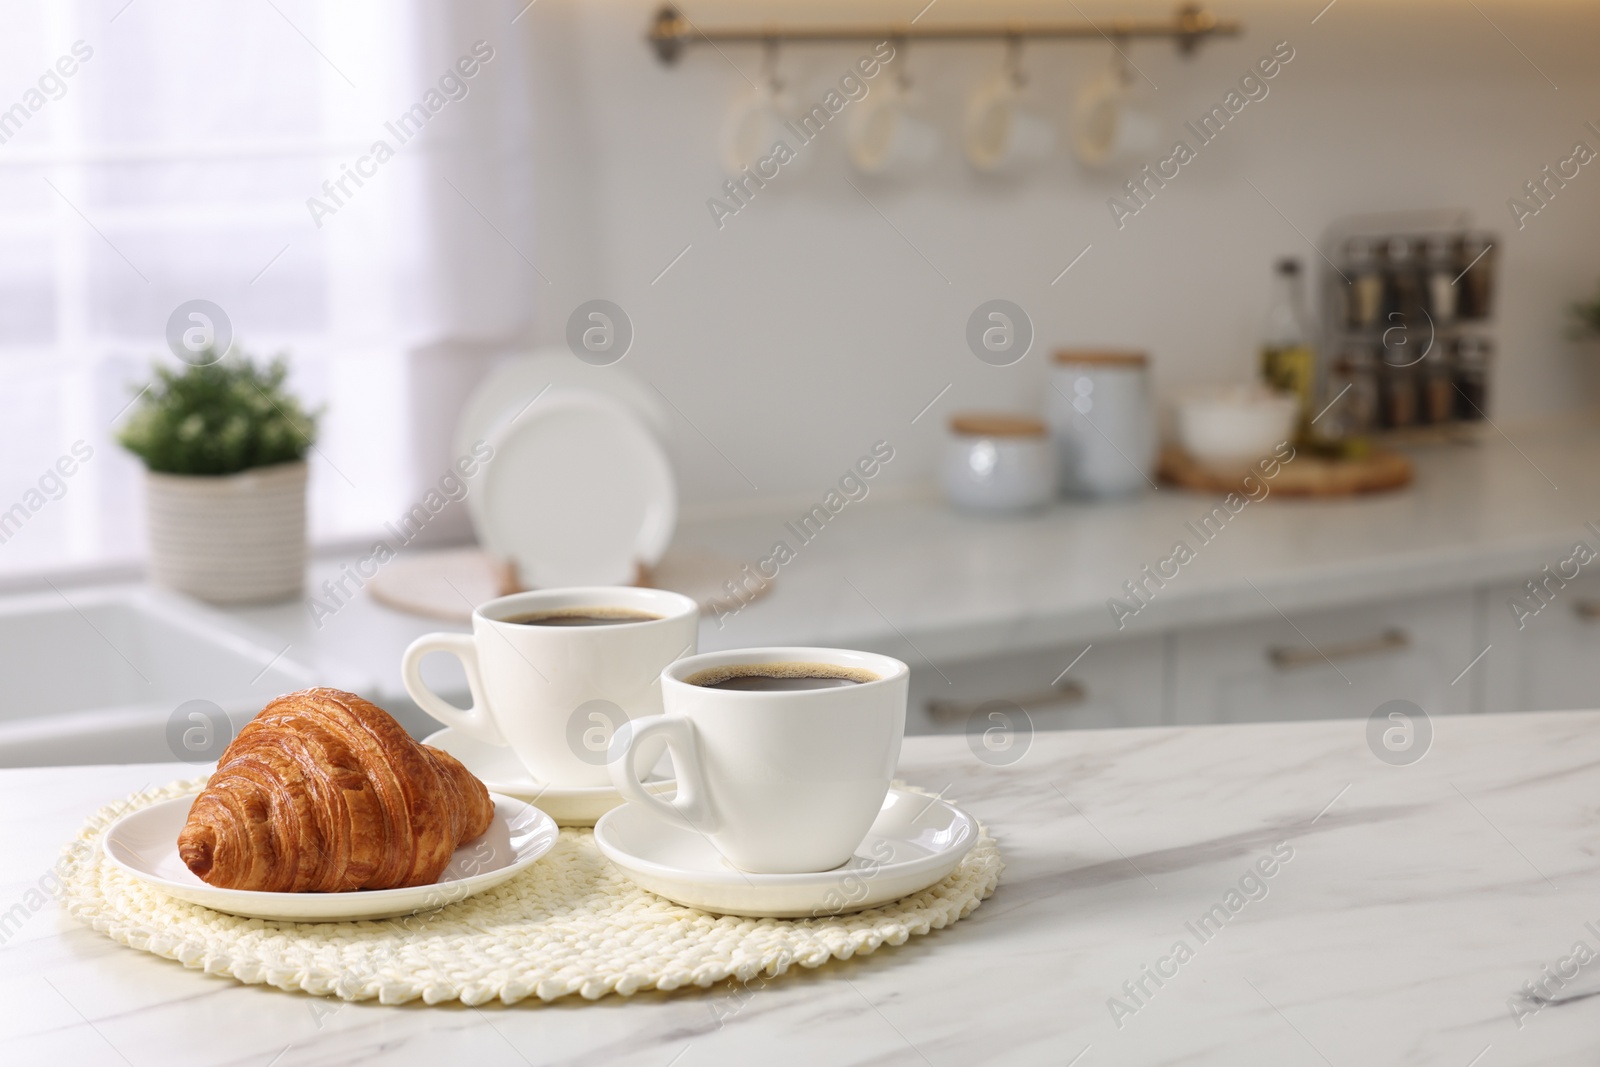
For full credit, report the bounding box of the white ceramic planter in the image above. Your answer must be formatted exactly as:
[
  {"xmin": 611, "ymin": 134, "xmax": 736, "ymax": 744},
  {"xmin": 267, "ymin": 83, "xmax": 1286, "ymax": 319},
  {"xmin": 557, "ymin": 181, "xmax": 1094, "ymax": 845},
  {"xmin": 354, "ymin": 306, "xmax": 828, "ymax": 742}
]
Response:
[{"xmin": 143, "ymin": 461, "xmax": 307, "ymax": 604}]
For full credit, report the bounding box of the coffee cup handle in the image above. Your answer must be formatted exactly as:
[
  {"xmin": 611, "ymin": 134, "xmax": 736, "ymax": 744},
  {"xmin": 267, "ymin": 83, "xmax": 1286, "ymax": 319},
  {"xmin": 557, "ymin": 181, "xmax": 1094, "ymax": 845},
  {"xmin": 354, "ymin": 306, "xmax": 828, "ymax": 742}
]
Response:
[
  {"xmin": 400, "ymin": 633, "xmax": 506, "ymax": 747},
  {"xmin": 611, "ymin": 715, "xmax": 719, "ymax": 834}
]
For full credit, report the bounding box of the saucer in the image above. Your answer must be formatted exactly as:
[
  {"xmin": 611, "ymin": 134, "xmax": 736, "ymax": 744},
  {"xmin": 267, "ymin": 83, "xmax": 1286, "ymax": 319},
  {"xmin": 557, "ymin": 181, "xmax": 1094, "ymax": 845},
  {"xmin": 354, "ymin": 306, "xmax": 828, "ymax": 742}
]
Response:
[
  {"xmin": 592, "ymin": 787, "xmax": 979, "ymax": 918},
  {"xmin": 103, "ymin": 793, "xmax": 557, "ymax": 923},
  {"xmin": 423, "ymin": 727, "xmax": 672, "ymax": 827}
]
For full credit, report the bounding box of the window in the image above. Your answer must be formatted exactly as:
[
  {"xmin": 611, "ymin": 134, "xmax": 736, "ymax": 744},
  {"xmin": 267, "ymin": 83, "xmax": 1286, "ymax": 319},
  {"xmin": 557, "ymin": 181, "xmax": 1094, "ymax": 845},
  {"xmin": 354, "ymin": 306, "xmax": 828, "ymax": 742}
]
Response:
[{"xmin": 0, "ymin": 0, "xmax": 529, "ymax": 580}]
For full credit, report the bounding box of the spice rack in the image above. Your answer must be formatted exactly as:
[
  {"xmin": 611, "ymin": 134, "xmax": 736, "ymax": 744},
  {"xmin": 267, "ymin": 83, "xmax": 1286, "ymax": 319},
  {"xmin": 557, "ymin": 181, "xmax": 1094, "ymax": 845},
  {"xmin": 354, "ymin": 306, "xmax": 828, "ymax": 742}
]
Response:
[{"xmin": 1316, "ymin": 211, "xmax": 1497, "ymax": 445}]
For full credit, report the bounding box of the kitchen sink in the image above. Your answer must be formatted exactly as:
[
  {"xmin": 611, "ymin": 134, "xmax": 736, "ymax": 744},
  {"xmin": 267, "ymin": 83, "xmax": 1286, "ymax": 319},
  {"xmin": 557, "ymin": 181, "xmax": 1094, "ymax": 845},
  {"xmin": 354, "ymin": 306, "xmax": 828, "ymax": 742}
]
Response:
[{"xmin": 0, "ymin": 585, "xmax": 323, "ymax": 767}]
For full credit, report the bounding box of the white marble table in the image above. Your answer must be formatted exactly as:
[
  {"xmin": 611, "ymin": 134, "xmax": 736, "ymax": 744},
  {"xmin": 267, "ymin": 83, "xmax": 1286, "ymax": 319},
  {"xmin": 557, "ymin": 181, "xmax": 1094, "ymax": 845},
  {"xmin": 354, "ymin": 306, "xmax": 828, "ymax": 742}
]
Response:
[{"xmin": 4, "ymin": 711, "xmax": 1597, "ymax": 1066}]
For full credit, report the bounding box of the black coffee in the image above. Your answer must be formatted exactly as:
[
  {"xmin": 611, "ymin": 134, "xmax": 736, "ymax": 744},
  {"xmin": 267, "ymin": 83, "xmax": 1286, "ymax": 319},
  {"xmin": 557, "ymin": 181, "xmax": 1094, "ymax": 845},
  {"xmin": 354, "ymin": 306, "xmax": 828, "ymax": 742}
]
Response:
[
  {"xmin": 504, "ymin": 608, "xmax": 662, "ymax": 627},
  {"xmin": 686, "ymin": 662, "xmax": 880, "ymax": 690},
  {"xmin": 703, "ymin": 675, "xmax": 861, "ymax": 692}
]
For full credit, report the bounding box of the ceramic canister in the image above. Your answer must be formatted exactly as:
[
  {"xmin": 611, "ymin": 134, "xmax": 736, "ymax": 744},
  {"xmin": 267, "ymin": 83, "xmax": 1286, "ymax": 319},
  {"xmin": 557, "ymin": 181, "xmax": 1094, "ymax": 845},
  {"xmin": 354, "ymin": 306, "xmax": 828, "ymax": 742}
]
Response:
[
  {"xmin": 941, "ymin": 413, "xmax": 1055, "ymax": 514},
  {"xmin": 1046, "ymin": 349, "xmax": 1156, "ymax": 497}
]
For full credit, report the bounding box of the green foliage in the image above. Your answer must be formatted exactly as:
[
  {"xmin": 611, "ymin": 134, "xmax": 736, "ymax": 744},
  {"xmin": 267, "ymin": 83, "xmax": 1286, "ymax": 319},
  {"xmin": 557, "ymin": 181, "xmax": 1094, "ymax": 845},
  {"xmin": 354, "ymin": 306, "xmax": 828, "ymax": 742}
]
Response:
[
  {"xmin": 1572, "ymin": 284, "xmax": 1600, "ymax": 340},
  {"xmin": 117, "ymin": 352, "xmax": 320, "ymax": 476}
]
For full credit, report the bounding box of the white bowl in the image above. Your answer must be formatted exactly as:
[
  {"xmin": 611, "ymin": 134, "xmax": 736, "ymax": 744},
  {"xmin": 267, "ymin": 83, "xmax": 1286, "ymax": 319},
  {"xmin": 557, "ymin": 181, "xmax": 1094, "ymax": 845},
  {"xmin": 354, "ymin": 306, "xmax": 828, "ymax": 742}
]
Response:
[{"xmin": 1174, "ymin": 387, "xmax": 1298, "ymax": 467}]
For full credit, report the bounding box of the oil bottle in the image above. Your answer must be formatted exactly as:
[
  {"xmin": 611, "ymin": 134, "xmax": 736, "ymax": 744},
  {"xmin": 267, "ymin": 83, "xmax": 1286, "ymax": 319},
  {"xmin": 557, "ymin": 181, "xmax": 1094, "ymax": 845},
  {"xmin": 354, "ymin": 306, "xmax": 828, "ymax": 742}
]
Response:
[{"xmin": 1259, "ymin": 257, "xmax": 1317, "ymax": 441}]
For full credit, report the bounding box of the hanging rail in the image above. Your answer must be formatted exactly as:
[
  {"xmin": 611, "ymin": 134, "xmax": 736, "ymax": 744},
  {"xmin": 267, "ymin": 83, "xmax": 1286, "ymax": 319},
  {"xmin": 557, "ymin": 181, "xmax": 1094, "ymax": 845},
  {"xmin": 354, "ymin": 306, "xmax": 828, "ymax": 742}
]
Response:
[{"xmin": 648, "ymin": 2, "xmax": 1242, "ymax": 64}]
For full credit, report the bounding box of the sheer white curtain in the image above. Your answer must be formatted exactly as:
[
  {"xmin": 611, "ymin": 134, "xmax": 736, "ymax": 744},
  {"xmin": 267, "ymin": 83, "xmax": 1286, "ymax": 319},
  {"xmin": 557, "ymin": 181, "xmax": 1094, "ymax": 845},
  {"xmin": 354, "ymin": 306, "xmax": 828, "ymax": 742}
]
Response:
[{"xmin": 0, "ymin": 0, "xmax": 537, "ymax": 579}]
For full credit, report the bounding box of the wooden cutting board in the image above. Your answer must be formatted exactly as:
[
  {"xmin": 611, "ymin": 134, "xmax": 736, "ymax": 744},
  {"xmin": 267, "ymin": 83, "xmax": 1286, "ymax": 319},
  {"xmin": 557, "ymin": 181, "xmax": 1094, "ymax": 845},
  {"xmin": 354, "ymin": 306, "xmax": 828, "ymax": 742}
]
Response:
[{"xmin": 1157, "ymin": 445, "xmax": 1413, "ymax": 497}]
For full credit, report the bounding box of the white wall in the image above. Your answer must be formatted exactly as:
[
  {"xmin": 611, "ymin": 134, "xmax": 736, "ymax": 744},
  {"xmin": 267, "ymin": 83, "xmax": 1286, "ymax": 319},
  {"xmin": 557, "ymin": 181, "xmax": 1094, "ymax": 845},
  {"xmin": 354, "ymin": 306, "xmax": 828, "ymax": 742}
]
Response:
[{"xmin": 513, "ymin": 0, "xmax": 1600, "ymax": 509}]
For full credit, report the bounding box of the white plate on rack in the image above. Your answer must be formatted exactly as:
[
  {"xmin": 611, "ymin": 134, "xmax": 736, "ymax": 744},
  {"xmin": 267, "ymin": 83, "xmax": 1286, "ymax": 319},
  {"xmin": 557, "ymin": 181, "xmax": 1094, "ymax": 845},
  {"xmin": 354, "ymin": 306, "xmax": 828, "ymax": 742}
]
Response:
[
  {"xmin": 593, "ymin": 788, "xmax": 979, "ymax": 918},
  {"xmin": 102, "ymin": 793, "xmax": 557, "ymax": 922},
  {"xmin": 424, "ymin": 727, "xmax": 673, "ymax": 826},
  {"xmin": 454, "ymin": 350, "xmax": 669, "ymax": 462},
  {"xmin": 468, "ymin": 388, "xmax": 677, "ymax": 589}
]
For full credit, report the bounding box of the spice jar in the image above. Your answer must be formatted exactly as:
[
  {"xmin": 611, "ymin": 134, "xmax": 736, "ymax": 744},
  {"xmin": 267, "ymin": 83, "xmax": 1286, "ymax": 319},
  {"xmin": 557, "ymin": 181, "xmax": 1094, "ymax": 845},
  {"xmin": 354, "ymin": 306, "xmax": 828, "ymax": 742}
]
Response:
[
  {"xmin": 1420, "ymin": 352, "xmax": 1455, "ymax": 425},
  {"xmin": 1322, "ymin": 344, "xmax": 1379, "ymax": 439},
  {"xmin": 1454, "ymin": 336, "xmax": 1492, "ymax": 419},
  {"xmin": 1345, "ymin": 237, "xmax": 1383, "ymax": 330},
  {"xmin": 1380, "ymin": 360, "xmax": 1420, "ymax": 429},
  {"xmin": 1383, "ymin": 236, "xmax": 1423, "ymax": 325},
  {"xmin": 1424, "ymin": 235, "xmax": 1458, "ymax": 325},
  {"xmin": 1458, "ymin": 233, "xmax": 1496, "ymax": 320}
]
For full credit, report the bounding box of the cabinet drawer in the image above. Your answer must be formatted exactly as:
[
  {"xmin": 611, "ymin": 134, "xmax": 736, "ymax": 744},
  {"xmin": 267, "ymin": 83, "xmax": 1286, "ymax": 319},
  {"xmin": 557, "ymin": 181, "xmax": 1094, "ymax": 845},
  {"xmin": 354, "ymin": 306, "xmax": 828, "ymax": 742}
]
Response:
[
  {"xmin": 1172, "ymin": 590, "xmax": 1477, "ymax": 724},
  {"xmin": 1484, "ymin": 574, "xmax": 1600, "ymax": 712},
  {"xmin": 907, "ymin": 634, "xmax": 1165, "ymax": 737}
]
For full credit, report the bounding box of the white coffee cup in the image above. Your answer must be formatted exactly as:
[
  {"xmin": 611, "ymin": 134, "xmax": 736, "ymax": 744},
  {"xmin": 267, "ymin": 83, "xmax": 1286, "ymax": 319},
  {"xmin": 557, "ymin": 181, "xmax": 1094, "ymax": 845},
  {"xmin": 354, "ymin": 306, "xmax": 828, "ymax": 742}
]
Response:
[
  {"xmin": 610, "ymin": 647, "xmax": 909, "ymax": 874},
  {"xmin": 722, "ymin": 83, "xmax": 796, "ymax": 176},
  {"xmin": 964, "ymin": 72, "xmax": 1056, "ymax": 173},
  {"xmin": 401, "ymin": 587, "xmax": 699, "ymax": 789},
  {"xmin": 1071, "ymin": 68, "xmax": 1161, "ymax": 170},
  {"xmin": 848, "ymin": 77, "xmax": 940, "ymax": 176}
]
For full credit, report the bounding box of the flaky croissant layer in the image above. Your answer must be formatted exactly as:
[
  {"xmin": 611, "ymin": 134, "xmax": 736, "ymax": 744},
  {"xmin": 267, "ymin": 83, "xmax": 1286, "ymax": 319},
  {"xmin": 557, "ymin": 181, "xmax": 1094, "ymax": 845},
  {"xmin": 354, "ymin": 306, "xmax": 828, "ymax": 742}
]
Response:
[{"xmin": 178, "ymin": 687, "xmax": 494, "ymax": 893}]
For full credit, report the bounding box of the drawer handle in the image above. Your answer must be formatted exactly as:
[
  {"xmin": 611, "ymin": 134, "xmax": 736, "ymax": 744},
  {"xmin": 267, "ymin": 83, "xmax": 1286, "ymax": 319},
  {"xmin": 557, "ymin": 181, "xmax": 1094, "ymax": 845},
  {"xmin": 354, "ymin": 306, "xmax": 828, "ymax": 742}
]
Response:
[
  {"xmin": 1574, "ymin": 601, "xmax": 1600, "ymax": 620},
  {"xmin": 1267, "ymin": 629, "xmax": 1409, "ymax": 670},
  {"xmin": 926, "ymin": 679, "xmax": 1086, "ymax": 723}
]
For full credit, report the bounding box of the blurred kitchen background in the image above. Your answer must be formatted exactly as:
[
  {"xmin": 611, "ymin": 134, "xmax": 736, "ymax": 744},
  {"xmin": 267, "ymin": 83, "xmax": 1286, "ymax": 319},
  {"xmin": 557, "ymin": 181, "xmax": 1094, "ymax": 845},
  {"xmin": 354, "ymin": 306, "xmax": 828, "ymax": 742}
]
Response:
[{"xmin": 5, "ymin": 0, "xmax": 1600, "ymax": 765}]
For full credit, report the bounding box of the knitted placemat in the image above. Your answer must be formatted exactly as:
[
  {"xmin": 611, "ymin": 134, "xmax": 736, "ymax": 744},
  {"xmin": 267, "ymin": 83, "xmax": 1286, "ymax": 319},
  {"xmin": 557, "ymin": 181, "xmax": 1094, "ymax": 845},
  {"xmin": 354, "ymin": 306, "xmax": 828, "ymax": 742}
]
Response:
[{"xmin": 60, "ymin": 779, "xmax": 1002, "ymax": 1005}]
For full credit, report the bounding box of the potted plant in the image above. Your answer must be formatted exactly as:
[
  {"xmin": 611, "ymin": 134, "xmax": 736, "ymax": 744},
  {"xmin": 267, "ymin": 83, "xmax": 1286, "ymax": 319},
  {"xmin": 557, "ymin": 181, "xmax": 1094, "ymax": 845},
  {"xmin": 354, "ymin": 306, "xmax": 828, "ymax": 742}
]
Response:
[
  {"xmin": 117, "ymin": 352, "xmax": 320, "ymax": 603},
  {"xmin": 1571, "ymin": 284, "xmax": 1600, "ymax": 340}
]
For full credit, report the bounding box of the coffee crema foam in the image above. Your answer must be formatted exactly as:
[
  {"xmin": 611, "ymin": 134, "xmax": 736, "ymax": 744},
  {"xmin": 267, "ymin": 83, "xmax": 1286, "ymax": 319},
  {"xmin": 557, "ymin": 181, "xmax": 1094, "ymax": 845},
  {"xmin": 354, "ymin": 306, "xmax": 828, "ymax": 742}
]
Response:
[{"xmin": 685, "ymin": 662, "xmax": 881, "ymax": 687}]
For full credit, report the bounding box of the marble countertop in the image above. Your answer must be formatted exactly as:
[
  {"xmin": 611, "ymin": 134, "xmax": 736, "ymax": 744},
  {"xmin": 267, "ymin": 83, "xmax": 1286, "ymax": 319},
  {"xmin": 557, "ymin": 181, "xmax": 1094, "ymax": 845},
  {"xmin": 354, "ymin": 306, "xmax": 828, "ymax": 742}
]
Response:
[
  {"xmin": 216, "ymin": 417, "xmax": 1600, "ymax": 706},
  {"xmin": 679, "ymin": 420, "xmax": 1595, "ymax": 662},
  {"xmin": 5, "ymin": 709, "xmax": 1598, "ymax": 1065}
]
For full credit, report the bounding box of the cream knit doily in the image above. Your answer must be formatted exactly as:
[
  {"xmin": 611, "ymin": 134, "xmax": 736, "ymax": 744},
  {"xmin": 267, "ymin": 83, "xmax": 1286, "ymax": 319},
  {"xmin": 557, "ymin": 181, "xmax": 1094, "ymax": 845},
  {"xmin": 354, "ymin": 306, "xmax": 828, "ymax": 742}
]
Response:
[{"xmin": 61, "ymin": 779, "xmax": 1001, "ymax": 1005}]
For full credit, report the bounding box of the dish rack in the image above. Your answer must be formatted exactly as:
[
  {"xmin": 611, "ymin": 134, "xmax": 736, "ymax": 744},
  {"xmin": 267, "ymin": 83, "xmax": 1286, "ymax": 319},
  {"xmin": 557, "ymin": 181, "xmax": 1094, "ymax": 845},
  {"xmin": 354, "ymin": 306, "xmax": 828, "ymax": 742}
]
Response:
[{"xmin": 1316, "ymin": 210, "xmax": 1498, "ymax": 445}]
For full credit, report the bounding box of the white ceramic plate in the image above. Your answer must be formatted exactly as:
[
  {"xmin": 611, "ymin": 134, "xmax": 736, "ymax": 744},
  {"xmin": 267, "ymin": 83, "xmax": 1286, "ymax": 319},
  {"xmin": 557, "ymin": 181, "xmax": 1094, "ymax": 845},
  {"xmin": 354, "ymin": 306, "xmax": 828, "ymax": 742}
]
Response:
[
  {"xmin": 593, "ymin": 788, "xmax": 979, "ymax": 918},
  {"xmin": 468, "ymin": 388, "xmax": 677, "ymax": 589},
  {"xmin": 454, "ymin": 350, "xmax": 669, "ymax": 463},
  {"xmin": 424, "ymin": 727, "xmax": 672, "ymax": 827},
  {"xmin": 102, "ymin": 793, "xmax": 557, "ymax": 922}
]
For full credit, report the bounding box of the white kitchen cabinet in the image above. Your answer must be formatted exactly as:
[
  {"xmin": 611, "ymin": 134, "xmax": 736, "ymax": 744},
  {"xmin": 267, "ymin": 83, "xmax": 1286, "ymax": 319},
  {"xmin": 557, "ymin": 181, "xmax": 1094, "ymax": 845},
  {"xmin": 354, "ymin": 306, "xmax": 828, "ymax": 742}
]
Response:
[
  {"xmin": 906, "ymin": 633, "xmax": 1167, "ymax": 736},
  {"xmin": 1171, "ymin": 590, "xmax": 1479, "ymax": 724},
  {"xmin": 1483, "ymin": 575, "xmax": 1600, "ymax": 712}
]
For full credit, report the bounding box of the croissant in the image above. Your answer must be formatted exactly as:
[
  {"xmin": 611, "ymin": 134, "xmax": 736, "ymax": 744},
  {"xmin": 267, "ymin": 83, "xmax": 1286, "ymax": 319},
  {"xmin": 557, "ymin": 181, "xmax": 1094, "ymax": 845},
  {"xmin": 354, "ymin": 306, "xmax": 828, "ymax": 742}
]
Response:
[{"xmin": 178, "ymin": 687, "xmax": 494, "ymax": 893}]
